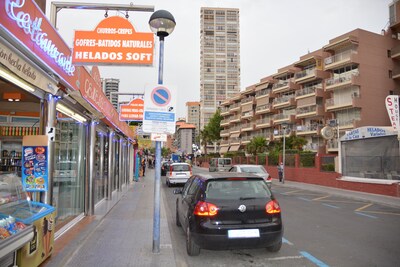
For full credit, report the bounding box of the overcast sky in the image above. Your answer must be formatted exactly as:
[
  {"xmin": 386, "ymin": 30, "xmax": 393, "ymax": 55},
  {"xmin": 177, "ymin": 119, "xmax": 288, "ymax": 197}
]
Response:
[{"xmin": 47, "ymin": 0, "xmax": 392, "ymax": 118}]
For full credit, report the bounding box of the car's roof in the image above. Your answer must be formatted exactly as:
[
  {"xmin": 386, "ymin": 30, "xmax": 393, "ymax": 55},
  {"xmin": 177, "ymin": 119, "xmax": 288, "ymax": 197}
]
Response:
[
  {"xmin": 233, "ymin": 164, "xmax": 263, "ymax": 167},
  {"xmin": 170, "ymin": 162, "xmax": 190, "ymax": 166},
  {"xmin": 194, "ymin": 172, "xmax": 263, "ymax": 180}
]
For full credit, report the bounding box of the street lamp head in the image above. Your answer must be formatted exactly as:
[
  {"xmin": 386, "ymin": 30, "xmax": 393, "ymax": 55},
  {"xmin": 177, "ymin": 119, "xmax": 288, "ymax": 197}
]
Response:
[{"xmin": 149, "ymin": 10, "xmax": 176, "ymax": 38}]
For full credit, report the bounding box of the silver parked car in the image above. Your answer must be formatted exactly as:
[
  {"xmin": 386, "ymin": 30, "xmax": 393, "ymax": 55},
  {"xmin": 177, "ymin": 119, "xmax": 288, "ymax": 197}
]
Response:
[{"xmin": 229, "ymin": 164, "xmax": 272, "ymax": 188}]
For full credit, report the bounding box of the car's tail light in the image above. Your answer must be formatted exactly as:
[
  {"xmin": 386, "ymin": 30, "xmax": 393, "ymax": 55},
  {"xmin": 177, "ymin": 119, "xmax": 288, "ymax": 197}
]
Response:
[
  {"xmin": 194, "ymin": 201, "xmax": 219, "ymax": 216},
  {"xmin": 266, "ymin": 175, "xmax": 272, "ymax": 182},
  {"xmin": 169, "ymin": 165, "xmax": 173, "ymax": 176},
  {"xmin": 266, "ymin": 200, "xmax": 281, "ymax": 214}
]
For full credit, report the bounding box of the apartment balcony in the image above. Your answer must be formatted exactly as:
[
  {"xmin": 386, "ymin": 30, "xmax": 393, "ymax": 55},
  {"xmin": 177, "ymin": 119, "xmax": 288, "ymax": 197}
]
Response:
[
  {"xmin": 295, "ymin": 84, "xmax": 324, "ymax": 100},
  {"xmin": 240, "ymin": 135, "xmax": 252, "ymax": 144},
  {"xmin": 220, "ymin": 139, "xmax": 230, "ymax": 145},
  {"xmin": 325, "ymin": 94, "xmax": 361, "ymax": 111},
  {"xmin": 241, "ymin": 110, "xmax": 254, "ymax": 120},
  {"xmin": 229, "ymin": 114, "xmax": 241, "ymax": 123},
  {"xmin": 220, "ymin": 107, "xmax": 230, "ymax": 116},
  {"xmin": 241, "ymin": 96, "xmax": 255, "ymax": 105},
  {"xmin": 324, "ymin": 49, "xmax": 359, "ymax": 70},
  {"xmin": 255, "ymin": 89, "xmax": 273, "ymax": 99},
  {"xmin": 221, "ymin": 119, "xmax": 230, "ymax": 126},
  {"xmin": 255, "ymin": 103, "xmax": 275, "ymax": 115},
  {"xmin": 229, "ymin": 103, "xmax": 241, "ymax": 113},
  {"xmin": 272, "ymin": 78, "xmax": 300, "ymax": 93},
  {"xmin": 220, "ymin": 129, "xmax": 230, "ymax": 137},
  {"xmin": 229, "ymin": 126, "xmax": 241, "ymax": 135},
  {"xmin": 273, "ymin": 95, "xmax": 296, "ymax": 109},
  {"xmin": 294, "ymin": 68, "xmax": 330, "ymax": 84},
  {"xmin": 273, "ymin": 128, "xmax": 291, "ymax": 140},
  {"xmin": 241, "ymin": 122, "xmax": 255, "ymax": 132},
  {"xmin": 338, "ymin": 118, "xmax": 361, "ymax": 131},
  {"xmin": 390, "ymin": 45, "xmax": 400, "ymax": 60},
  {"xmin": 255, "ymin": 117, "xmax": 272, "ymax": 129},
  {"xmin": 325, "ymin": 71, "xmax": 360, "ymax": 91},
  {"xmin": 392, "ymin": 66, "xmax": 400, "ymax": 80},
  {"xmin": 273, "ymin": 113, "xmax": 296, "ymax": 125},
  {"xmin": 229, "ymin": 137, "xmax": 241, "ymax": 145},
  {"xmin": 296, "ymin": 104, "xmax": 325, "ymax": 119},
  {"xmin": 296, "ymin": 124, "xmax": 322, "ymax": 136}
]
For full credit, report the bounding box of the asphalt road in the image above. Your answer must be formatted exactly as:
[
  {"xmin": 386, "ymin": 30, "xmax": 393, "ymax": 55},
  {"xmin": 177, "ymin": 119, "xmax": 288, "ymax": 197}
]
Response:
[{"xmin": 161, "ymin": 169, "xmax": 400, "ymax": 267}]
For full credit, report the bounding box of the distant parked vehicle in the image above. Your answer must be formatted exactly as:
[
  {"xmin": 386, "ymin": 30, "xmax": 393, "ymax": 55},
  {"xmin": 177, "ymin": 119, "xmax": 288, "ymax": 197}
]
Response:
[
  {"xmin": 166, "ymin": 163, "xmax": 192, "ymax": 187},
  {"xmin": 174, "ymin": 172, "xmax": 283, "ymax": 256},
  {"xmin": 229, "ymin": 164, "xmax": 272, "ymax": 188},
  {"xmin": 209, "ymin": 158, "xmax": 232, "ymax": 172}
]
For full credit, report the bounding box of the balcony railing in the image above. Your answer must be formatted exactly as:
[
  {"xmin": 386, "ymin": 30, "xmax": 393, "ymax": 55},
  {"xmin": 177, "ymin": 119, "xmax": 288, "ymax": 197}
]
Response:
[
  {"xmin": 295, "ymin": 84, "xmax": 322, "ymax": 97},
  {"xmin": 255, "ymin": 89, "xmax": 271, "ymax": 97},
  {"xmin": 256, "ymin": 103, "xmax": 272, "ymax": 112},
  {"xmin": 296, "ymin": 124, "xmax": 321, "ymax": 133},
  {"xmin": 241, "ymin": 111, "xmax": 254, "ymax": 117},
  {"xmin": 324, "ymin": 49, "xmax": 357, "ymax": 66},
  {"xmin": 273, "ymin": 94, "xmax": 295, "ymax": 104},
  {"xmin": 325, "ymin": 71, "xmax": 359, "ymax": 87},
  {"xmin": 296, "ymin": 105, "xmax": 319, "ymax": 115},
  {"xmin": 241, "ymin": 96, "xmax": 254, "ymax": 104},
  {"xmin": 256, "ymin": 117, "xmax": 272, "ymax": 125},
  {"xmin": 272, "ymin": 80, "xmax": 289, "ymax": 90},
  {"xmin": 295, "ymin": 68, "xmax": 316, "ymax": 79}
]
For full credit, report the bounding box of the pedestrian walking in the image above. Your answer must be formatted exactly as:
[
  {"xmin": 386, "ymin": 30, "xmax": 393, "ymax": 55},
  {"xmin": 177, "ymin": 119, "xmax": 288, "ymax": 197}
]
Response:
[
  {"xmin": 277, "ymin": 162, "xmax": 284, "ymax": 182},
  {"xmin": 141, "ymin": 157, "xmax": 146, "ymax": 176}
]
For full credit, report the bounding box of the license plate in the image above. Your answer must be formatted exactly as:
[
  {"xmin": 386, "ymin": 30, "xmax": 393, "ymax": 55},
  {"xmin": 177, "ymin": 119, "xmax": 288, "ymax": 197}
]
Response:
[{"xmin": 228, "ymin": 229, "xmax": 260, "ymax": 238}]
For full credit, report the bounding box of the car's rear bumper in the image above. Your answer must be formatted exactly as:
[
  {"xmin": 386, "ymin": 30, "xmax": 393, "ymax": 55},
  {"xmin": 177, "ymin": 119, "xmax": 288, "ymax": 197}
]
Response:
[
  {"xmin": 192, "ymin": 228, "xmax": 283, "ymax": 250},
  {"xmin": 167, "ymin": 177, "xmax": 189, "ymax": 184}
]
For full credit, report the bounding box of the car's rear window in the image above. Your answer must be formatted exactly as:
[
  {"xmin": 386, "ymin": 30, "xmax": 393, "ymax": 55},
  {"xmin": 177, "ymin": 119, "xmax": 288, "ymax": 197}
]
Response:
[
  {"xmin": 205, "ymin": 179, "xmax": 270, "ymax": 200},
  {"xmin": 172, "ymin": 164, "xmax": 190, "ymax": 171},
  {"xmin": 240, "ymin": 166, "xmax": 266, "ymax": 173}
]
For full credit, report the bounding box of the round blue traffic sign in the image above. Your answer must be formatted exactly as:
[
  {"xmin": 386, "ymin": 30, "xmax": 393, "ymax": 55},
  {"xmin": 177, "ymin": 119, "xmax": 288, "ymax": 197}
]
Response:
[{"xmin": 151, "ymin": 86, "xmax": 171, "ymax": 107}]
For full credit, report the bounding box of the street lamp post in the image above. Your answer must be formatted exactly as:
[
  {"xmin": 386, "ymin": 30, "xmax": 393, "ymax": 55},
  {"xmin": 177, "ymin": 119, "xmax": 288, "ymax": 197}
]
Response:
[
  {"xmin": 282, "ymin": 124, "xmax": 287, "ymax": 184},
  {"xmin": 149, "ymin": 10, "xmax": 176, "ymax": 254}
]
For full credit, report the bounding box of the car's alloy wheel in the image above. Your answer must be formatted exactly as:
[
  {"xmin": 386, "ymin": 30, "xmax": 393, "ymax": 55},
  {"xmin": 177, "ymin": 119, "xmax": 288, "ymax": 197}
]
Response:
[
  {"xmin": 266, "ymin": 239, "xmax": 282, "ymax": 252},
  {"xmin": 186, "ymin": 226, "xmax": 200, "ymax": 256}
]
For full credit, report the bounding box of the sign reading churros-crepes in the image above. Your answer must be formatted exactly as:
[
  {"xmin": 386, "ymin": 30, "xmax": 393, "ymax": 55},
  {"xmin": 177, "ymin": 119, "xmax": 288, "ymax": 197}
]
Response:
[{"xmin": 73, "ymin": 16, "xmax": 154, "ymax": 66}]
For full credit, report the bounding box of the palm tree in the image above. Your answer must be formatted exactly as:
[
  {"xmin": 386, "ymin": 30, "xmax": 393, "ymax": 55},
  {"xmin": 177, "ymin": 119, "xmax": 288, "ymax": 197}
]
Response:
[{"xmin": 246, "ymin": 136, "xmax": 268, "ymax": 156}]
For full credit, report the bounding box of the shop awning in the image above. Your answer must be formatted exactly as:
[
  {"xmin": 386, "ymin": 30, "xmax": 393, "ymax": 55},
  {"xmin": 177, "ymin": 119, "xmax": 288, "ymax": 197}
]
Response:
[
  {"xmin": 230, "ymin": 132, "xmax": 240, "ymax": 138},
  {"xmin": 219, "ymin": 146, "xmax": 229, "ymax": 154},
  {"xmin": 229, "ymin": 145, "xmax": 240, "ymax": 152}
]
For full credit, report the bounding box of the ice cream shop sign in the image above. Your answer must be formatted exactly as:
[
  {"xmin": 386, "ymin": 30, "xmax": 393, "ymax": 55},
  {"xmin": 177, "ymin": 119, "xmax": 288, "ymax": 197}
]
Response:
[{"xmin": 73, "ymin": 16, "xmax": 154, "ymax": 66}]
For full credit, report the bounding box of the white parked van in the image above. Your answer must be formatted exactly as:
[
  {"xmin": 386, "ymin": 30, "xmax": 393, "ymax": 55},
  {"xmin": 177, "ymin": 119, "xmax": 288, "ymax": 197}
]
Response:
[{"xmin": 209, "ymin": 158, "xmax": 232, "ymax": 172}]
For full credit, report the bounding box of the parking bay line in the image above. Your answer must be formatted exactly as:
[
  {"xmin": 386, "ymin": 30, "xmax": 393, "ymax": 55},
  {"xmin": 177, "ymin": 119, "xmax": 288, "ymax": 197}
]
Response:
[
  {"xmin": 322, "ymin": 203, "xmax": 340, "ymax": 209},
  {"xmin": 300, "ymin": 251, "xmax": 330, "ymax": 267},
  {"xmin": 355, "ymin": 212, "xmax": 378, "ymax": 219}
]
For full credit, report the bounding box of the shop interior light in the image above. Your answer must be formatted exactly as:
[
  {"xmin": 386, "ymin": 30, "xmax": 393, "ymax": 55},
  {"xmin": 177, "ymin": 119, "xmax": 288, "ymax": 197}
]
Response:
[
  {"xmin": 0, "ymin": 68, "xmax": 35, "ymax": 92},
  {"xmin": 56, "ymin": 103, "xmax": 87, "ymax": 123},
  {"xmin": 3, "ymin": 92, "xmax": 22, "ymax": 102}
]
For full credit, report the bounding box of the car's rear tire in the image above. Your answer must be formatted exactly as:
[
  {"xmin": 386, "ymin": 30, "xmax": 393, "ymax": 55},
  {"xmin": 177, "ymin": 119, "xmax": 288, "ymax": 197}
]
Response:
[
  {"xmin": 167, "ymin": 179, "xmax": 171, "ymax": 187},
  {"xmin": 267, "ymin": 239, "xmax": 282, "ymax": 252},
  {"xmin": 186, "ymin": 226, "xmax": 200, "ymax": 256},
  {"xmin": 176, "ymin": 204, "xmax": 181, "ymax": 227}
]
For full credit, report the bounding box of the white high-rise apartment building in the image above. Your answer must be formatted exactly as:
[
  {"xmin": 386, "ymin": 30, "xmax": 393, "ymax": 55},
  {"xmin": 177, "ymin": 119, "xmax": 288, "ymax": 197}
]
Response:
[
  {"xmin": 200, "ymin": 7, "xmax": 241, "ymax": 130},
  {"xmin": 102, "ymin": 78, "xmax": 120, "ymax": 111}
]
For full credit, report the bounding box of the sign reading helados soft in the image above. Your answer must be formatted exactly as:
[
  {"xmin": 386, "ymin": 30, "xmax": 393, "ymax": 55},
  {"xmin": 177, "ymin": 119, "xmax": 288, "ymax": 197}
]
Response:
[
  {"xmin": 73, "ymin": 16, "xmax": 154, "ymax": 65},
  {"xmin": 385, "ymin": 95, "xmax": 399, "ymax": 130}
]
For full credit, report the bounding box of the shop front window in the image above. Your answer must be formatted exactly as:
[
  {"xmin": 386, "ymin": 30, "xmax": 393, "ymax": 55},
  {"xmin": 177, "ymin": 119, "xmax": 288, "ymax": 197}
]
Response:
[
  {"xmin": 54, "ymin": 120, "xmax": 86, "ymax": 230},
  {"xmin": 113, "ymin": 137, "xmax": 120, "ymax": 191},
  {"xmin": 94, "ymin": 131, "xmax": 106, "ymax": 204}
]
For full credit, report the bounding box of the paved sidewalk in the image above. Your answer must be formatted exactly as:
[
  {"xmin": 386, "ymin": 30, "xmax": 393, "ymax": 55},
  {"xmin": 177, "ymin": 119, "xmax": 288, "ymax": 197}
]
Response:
[{"xmin": 42, "ymin": 168, "xmax": 176, "ymax": 267}]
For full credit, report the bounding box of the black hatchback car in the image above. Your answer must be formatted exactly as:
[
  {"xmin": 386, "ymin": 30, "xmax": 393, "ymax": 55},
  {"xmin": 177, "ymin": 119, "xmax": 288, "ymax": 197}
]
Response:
[{"xmin": 174, "ymin": 172, "xmax": 283, "ymax": 256}]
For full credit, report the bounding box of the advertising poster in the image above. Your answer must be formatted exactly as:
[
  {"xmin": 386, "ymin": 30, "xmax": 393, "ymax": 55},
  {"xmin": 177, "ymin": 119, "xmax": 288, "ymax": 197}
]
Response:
[{"xmin": 21, "ymin": 146, "xmax": 48, "ymax": 192}]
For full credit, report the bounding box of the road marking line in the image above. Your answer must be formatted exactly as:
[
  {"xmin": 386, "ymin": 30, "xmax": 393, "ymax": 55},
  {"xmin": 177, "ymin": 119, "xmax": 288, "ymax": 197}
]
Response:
[
  {"xmin": 298, "ymin": 197, "xmax": 311, "ymax": 201},
  {"xmin": 285, "ymin": 189, "xmax": 304, "ymax": 195},
  {"xmin": 313, "ymin": 195, "xmax": 331, "ymax": 201},
  {"xmin": 267, "ymin": 255, "xmax": 304, "ymax": 261},
  {"xmin": 359, "ymin": 210, "xmax": 400, "ymax": 216},
  {"xmin": 300, "ymin": 251, "xmax": 330, "ymax": 267},
  {"xmin": 322, "ymin": 203, "xmax": 340, "ymax": 209},
  {"xmin": 355, "ymin": 203, "xmax": 373, "ymax": 212},
  {"xmin": 282, "ymin": 237, "xmax": 293, "ymax": 245},
  {"xmin": 355, "ymin": 212, "xmax": 378, "ymax": 219}
]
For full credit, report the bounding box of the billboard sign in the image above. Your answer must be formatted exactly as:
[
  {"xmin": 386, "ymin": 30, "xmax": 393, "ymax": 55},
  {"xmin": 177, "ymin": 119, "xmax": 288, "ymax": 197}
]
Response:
[
  {"xmin": 385, "ymin": 95, "xmax": 399, "ymax": 130},
  {"xmin": 119, "ymin": 98, "xmax": 144, "ymax": 121},
  {"xmin": 73, "ymin": 16, "xmax": 154, "ymax": 65}
]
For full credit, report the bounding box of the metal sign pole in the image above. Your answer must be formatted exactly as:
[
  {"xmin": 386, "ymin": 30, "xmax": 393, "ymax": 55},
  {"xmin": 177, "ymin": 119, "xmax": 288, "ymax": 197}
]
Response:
[{"xmin": 152, "ymin": 36, "xmax": 164, "ymax": 253}]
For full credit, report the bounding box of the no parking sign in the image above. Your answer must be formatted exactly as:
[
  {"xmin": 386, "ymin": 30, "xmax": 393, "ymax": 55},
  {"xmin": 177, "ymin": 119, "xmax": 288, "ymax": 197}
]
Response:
[{"xmin": 143, "ymin": 85, "xmax": 176, "ymax": 134}]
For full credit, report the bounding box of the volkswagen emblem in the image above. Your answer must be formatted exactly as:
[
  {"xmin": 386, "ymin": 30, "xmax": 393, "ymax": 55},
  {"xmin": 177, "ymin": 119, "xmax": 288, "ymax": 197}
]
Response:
[{"xmin": 238, "ymin": 205, "xmax": 246, "ymax": 213}]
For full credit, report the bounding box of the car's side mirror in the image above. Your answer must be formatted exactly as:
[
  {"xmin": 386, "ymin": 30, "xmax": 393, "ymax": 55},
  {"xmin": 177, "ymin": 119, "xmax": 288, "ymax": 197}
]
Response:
[{"xmin": 173, "ymin": 188, "xmax": 182, "ymax": 194}]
